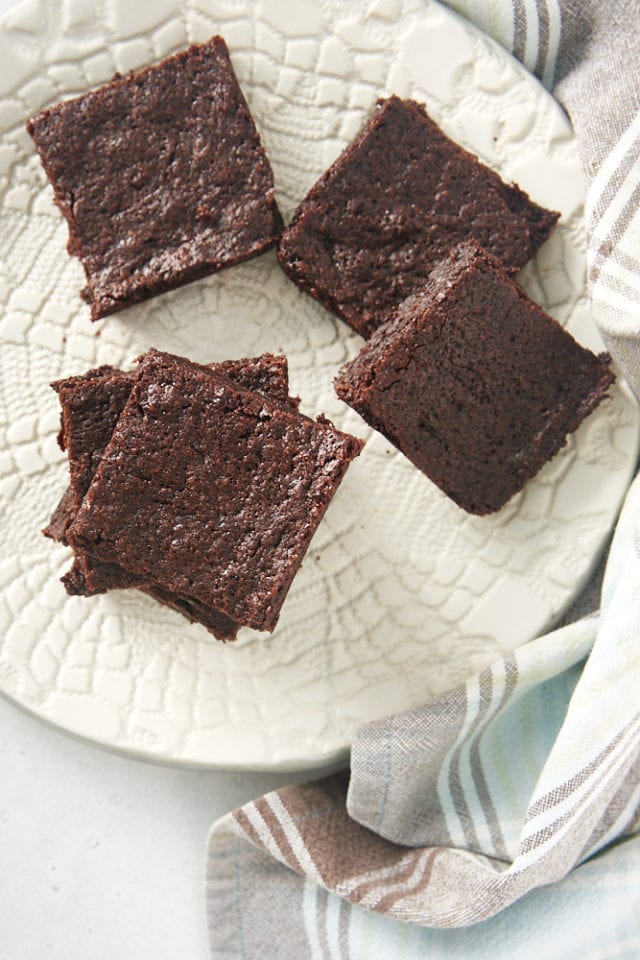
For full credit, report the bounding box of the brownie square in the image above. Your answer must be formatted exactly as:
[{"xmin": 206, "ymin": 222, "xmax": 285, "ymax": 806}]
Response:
[
  {"xmin": 46, "ymin": 355, "xmax": 296, "ymax": 640},
  {"xmin": 278, "ymin": 96, "xmax": 559, "ymax": 338},
  {"xmin": 46, "ymin": 355, "xmax": 295, "ymax": 540},
  {"xmin": 27, "ymin": 36, "xmax": 283, "ymax": 321},
  {"xmin": 45, "ymin": 365, "xmax": 135, "ymax": 543},
  {"xmin": 334, "ymin": 242, "xmax": 614, "ymax": 515},
  {"xmin": 66, "ymin": 350, "xmax": 363, "ymax": 632}
]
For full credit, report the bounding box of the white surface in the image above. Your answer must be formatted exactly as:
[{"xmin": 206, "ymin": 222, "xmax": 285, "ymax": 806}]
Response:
[
  {"xmin": 0, "ymin": 693, "xmax": 323, "ymax": 960},
  {"xmin": 1, "ymin": 0, "xmax": 638, "ymax": 770}
]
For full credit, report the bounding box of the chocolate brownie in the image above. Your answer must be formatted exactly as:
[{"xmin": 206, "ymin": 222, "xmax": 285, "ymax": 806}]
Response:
[
  {"xmin": 61, "ymin": 554, "xmax": 240, "ymax": 641},
  {"xmin": 42, "ymin": 485, "xmax": 76, "ymax": 543},
  {"xmin": 48, "ymin": 366, "xmax": 136, "ymax": 542},
  {"xmin": 47, "ymin": 355, "xmax": 295, "ymax": 640},
  {"xmin": 67, "ymin": 350, "xmax": 363, "ymax": 632},
  {"xmin": 278, "ymin": 96, "xmax": 559, "ymax": 338},
  {"xmin": 27, "ymin": 36, "xmax": 282, "ymax": 321},
  {"xmin": 334, "ymin": 241, "xmax": 614, "ymax": 515},
  {"xmin": 46, "ymin": 356, "xmax": 295, "ymax": 544}
]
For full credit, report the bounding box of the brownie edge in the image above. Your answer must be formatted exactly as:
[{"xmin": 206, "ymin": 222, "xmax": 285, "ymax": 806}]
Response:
[{"xmin": 335, "ymin": 242, "xmax": 614, "ymax": 515}]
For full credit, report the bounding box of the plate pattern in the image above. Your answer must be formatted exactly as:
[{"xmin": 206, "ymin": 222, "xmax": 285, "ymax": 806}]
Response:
[{"xmin": 0, "ymin": 0, "xmax": 637, "ymax": 768}]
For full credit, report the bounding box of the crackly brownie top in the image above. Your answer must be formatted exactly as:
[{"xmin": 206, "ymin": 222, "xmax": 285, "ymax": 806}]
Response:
[
  {"xmin": 27, "ymin": 36, "xmax": 282, "ymax": 319},
  {"xmin": 52, "ymin": 353, "xmax": 295, "ymax": 518},
  {"xmin": 67, "ymin": 350, "xmax": 363, "ymax": 630},
  {"xmin": 49, "ymin": 350, "xmax": 293, "ymax": 578},
  {"xmin": 278, "ymin": 96, "xmax": 559, "ymax": 338},
  {"xmin": 335, "ymin": 241, "xmax": 614, "ymax": 514},
  {"xmin": 49, "ymin": 354, "xmax": 296, "ymax": 640}
]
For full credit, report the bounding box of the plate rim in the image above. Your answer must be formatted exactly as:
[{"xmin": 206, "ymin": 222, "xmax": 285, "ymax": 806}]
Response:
[{"xmin": 0, "ymin": 0, "xmax": 638, "ymax": 770}]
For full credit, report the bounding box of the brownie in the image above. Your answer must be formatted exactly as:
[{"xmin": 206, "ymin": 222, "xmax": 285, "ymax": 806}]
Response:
[
  {"xmin": 47, "ymin": 355, "xmax": 296, "ymax": 640},
  {"xmin": 46, "ymin": 356, "xmax": 295, "ymax": 544},
  {"xmin": 42, "ymin": 485, "xmax": 76, "ymax": 543},
  {"xmin": 278, "ymin": 96, "xmax": 559, "ymax": 338},
  {"xmin": 67, "ymin": 350, "xmax": 363, "ymax": 632},
  {"xmin": 27, "ymin": 36, "xmax": 283, "ymax": 321},
  {"xmin": 47, "ymin": 365, "xmax": 136, "ymax": 543},
  {"xmin": 334, "ymin": 241, "xmax": 614, "ymax": 515},
  {"xmin": 61, "ymin": 555, "xmax": 240, "ymax": 641}
]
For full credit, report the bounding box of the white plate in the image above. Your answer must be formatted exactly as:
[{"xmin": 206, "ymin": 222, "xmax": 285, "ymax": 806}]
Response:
[{"xmin": 0, "ymin": 0, "xmax": 637, "ymax": 770}]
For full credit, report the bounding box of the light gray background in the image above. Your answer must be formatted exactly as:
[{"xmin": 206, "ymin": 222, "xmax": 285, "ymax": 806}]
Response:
[
  {"xmin": 0, "ymin": 695, "xmax": 318, "ymax": 959},
  {"xmin": 0, "ymin": 4, "xmax": 330, "ymax": 957}
]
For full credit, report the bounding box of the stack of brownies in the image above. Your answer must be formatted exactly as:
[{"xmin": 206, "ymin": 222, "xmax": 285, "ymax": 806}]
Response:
[
  {"xmin": 44, "ymin": 350, "xmax": 362, "ymax": 640},
  {"xmin": 28, "ymin": 34, "xmax": 615, "ymax": 636}
]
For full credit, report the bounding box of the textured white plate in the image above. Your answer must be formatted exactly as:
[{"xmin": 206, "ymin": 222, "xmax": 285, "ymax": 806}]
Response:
[{"xmin": 0, "ymin": 0, "xmax": 638, "ymax": 770}]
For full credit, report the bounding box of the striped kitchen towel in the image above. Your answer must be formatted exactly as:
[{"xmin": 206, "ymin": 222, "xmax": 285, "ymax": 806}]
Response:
[{"xmin": 207, "ymin": 1, "xmax": 640, "ymax": 955}]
